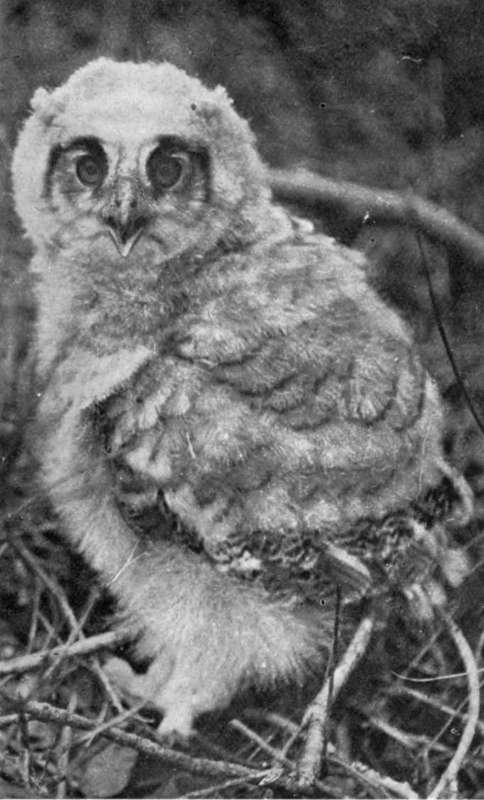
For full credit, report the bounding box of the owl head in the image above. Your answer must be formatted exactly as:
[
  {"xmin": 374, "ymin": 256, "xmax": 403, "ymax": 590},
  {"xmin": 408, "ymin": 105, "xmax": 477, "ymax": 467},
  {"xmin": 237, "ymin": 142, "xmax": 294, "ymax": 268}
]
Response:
[{"xmin": 12, "ymin": 59, "xmax": 272, "ymax": 263}]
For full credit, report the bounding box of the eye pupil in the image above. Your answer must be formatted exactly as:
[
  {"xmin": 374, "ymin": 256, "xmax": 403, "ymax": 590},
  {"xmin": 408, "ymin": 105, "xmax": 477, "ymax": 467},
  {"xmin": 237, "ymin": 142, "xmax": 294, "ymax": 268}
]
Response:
[
  {"xmin": 76, "ymin": 155, "xmax": 102, "ymax": 186},
  {"xmin": 147, "ymin": 150, "xmax": 185, "ymax": 192}
]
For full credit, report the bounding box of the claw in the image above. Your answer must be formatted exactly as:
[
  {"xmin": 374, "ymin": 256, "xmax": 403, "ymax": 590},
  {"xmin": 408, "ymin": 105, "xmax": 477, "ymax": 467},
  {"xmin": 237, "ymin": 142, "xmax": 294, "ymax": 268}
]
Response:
[{"xmin": 157, "ymin": 709, "xmax": 194, "ymax": 744}]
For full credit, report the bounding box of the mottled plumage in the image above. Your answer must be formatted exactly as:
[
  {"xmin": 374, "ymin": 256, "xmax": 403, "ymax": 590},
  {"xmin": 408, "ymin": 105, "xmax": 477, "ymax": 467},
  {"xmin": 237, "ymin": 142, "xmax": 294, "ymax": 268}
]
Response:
[{"xmin": 13, "ymin": 58, "xmax": 472, "ymax": 737}]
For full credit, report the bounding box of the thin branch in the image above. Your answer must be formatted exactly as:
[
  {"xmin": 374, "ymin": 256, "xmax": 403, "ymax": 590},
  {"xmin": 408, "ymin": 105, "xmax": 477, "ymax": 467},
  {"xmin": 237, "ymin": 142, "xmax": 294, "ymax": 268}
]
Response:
[
  {"xmin": 26, "ymin": 578, "xmax": 41, "ymax": 654},
  {"xmin": 391, "ymin": 684, "xmax": 484, "ymax": 738},
  {"xmin": 0, "ymin": 631, "xmax": 129, "ymax": 677},
  {"xmin": 392, "ymin": 669, "xmax": 482, "ymax": 683},
  {"xmin": 228, "ymin": 719, "xmax": 339, "ymax": 796},
  {"xmin": 77, "ymin": 701, "xmax": 146, "ymax": 747},
  {"xmin": 359, "ymin": 706, "xmax": 484, "ymax": 774},
  {"xmin": 297, "ymin": 609, "xmax": 376, "ymax": 788},
  {"xmin": 246, "ymin": 709, "xmax": 418, "ymax": 799},
  {"xmin": 416, "ymin": 229, "xmax": 484, "ymax": 437},
  {"xmin": 192, "ymin": 731, "xmax": 253, "ymax": 767},
  {"xmin": 229, "ymin": 719, "xmax": 290, "ymax": 767},
  {"xmin": 55, "ymin": 691, "xmax": 77, "ymax": 799},
  {"xmin": 362, "ymin": 713, "xmax": 434, "ymax": 751},
  {"xmin": 269, "ymin": 168, "xmax": 484, "ymax": 267},
  {"xmin": 9, "ymin": 537, "xmax": 79, "ymax": 631},
  {"xmin": 88, "ymin": 657, "xmax": 126, "ymax": 714},
  {"xmin": 427, "ymin": 614, "xmax": 481, "ymax": 799}
]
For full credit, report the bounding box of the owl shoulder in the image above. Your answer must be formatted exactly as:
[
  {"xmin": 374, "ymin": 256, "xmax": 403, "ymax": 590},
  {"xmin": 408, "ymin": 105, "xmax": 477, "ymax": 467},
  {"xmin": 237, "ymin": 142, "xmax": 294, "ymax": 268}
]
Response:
[{"xmin": 173, "ymin": 227, "xmax": 426, "ymax": 431}]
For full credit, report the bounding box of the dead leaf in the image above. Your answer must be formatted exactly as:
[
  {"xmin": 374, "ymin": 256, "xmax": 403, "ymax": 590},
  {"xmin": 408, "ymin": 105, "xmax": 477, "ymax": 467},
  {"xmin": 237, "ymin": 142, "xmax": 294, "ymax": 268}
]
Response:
[{"xmin": 78, "ymin": 741, "xmax": 138, "ymax": 798}]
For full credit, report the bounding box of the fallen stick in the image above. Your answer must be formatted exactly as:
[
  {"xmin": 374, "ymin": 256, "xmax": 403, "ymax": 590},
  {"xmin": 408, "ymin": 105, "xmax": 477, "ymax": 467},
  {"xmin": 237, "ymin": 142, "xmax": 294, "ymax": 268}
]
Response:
[{"xmin": 0, "ymin": 630, "xmax": 129, "ymax": 677}]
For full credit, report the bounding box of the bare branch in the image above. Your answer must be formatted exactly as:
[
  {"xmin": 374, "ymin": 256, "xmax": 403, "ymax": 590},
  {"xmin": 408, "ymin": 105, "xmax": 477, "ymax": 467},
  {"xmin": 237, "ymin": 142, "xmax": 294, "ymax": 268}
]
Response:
[
  {"xmin": 9, "ymin": 537, "xmax": 79, "ymax": 631},
  {"xmin": 270, "ymin": 168, "xmax": 484, "ymax": 267},
  {"xmin": 0, "ymin": 631, "xmax": 129, "ymax": 677},
  {"xmin": 229, "ymin": 718, "xmax": 291, "ymax": 767},
  {"xmin": 55, "ymin": 691, "xmax": 77, "ymax": 799},
  {"xmin": 298, "ymin": 609, "xmax": 376, "ymax": 789},
  {"xmin": 427, "ymin": 614, "xmax": 481, "ymax": 799},
  {"xmin": 391, "ymin": 684, "xmax": 484, "ymax": 738}
]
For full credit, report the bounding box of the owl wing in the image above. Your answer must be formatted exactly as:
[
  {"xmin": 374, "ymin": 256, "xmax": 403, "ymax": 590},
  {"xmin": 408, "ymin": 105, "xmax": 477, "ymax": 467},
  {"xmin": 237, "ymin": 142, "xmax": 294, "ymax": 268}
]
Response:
[{"xmin": 102, "ymin": 234, "xmax": 454, "ymax": 574}]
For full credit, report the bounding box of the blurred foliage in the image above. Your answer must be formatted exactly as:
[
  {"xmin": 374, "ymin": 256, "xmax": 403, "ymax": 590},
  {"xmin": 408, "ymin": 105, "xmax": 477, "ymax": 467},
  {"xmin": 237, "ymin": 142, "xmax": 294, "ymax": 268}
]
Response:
[{"xmin": 3, "ymin": 0, "xmax": 484, "ymax": 178}]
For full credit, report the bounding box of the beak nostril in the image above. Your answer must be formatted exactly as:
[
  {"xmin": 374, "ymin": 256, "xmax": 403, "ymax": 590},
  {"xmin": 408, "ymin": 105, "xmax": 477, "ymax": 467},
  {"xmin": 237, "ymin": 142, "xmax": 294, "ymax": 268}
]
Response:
[
  {"xmin": 129, "ymin": 198, "xmax": 138, "ymax": 209},
  {"xmin": 132, "ymin": 215, "xmax": 147, "ymax": 233},
  {"xmin": 101, "ymin": 209, "xmax": 149, "ymax": 256},
  {"xmin": 103, "ymin": 214, "xmax": 147, "ymax": 236},
  {"xmin": 114, "ymin": 198, "xmax": 121, "ymax": 208}
]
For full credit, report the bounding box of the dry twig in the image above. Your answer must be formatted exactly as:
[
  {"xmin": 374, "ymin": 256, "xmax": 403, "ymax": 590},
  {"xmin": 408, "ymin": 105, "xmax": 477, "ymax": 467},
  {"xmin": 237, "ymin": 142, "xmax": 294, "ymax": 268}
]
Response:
[
  {"xmin": 270, "ymin": 168, "xmax": 484, "ymax": 267},
  {"xmin": 55, "ymin": 691, "xmax": 77, "ymax": 799},
  {"xmin": 77, "ymin": 701, "xmax": 146, "ymax": 747},
  {"xmin": 0, "ymin": 631, "xmax": 129, "ymax": 677},
  {"xmin": 298, "ymin": 609, "xmax": 376, "ymax": 788},
  {"xmin": 391, "ymin": 684, "xmax": 484, "ymax": 738},
  {"xmin": 229, "ymin": 718, "xmax": 290, "ymax": 767},
  {"xmin": 427, "ymin": 613, "xmax": 480, "ymax": 799}
]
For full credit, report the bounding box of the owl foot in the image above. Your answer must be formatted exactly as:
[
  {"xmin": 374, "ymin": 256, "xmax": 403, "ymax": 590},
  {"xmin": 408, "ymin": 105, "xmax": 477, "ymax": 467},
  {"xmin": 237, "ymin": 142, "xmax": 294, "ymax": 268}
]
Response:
[
  {"xmin": 156, "ymin": 704, "xmax": 195, "ymax": 744},
  {"xmin": 103, "ymin": 654, "xmax": 198, "ymax": 741}
]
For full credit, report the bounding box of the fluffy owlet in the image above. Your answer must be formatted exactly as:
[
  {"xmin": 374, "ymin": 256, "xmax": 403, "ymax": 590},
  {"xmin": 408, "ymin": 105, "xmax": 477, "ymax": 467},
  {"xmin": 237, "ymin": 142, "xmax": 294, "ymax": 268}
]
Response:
[{"xmin": 12, "ymin": 58, "xmax": 472, "ymax": 738}]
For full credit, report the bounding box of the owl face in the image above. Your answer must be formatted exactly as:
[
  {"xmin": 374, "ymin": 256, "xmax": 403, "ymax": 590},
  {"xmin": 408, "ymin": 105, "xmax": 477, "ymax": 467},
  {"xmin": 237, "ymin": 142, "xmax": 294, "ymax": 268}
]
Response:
[
  {"xmin": 45, "ymin": 128, "xmax": 211, "ymax": 260},
  {"xmin": 13, "ymin": 59, "xmax": 271, "ymax": 265}
]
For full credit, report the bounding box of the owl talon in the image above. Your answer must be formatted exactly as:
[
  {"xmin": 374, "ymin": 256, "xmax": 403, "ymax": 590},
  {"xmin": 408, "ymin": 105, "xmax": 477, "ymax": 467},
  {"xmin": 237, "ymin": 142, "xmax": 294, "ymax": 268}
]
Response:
[{"xmin": 156, "ymin": 712, "xmax": 194, "ymax": 745}]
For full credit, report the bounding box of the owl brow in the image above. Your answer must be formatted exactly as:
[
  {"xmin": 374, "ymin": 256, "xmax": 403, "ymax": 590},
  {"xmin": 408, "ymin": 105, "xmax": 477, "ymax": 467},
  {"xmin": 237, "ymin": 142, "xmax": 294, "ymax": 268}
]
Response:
[
  {"xmin": 43, "ymin": 137, "xmax": 107, "ymax": 198},
  {"xmin": 154, "ymin": 135, "xmax": 202, "ymax": 153}
]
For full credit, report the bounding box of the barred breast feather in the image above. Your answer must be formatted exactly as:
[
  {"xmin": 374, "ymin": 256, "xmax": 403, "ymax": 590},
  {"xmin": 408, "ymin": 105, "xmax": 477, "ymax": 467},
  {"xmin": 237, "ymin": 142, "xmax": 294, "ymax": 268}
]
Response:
[{"xmin": 101, "ymin": 226, "xmax": 471, "ymax": 613}]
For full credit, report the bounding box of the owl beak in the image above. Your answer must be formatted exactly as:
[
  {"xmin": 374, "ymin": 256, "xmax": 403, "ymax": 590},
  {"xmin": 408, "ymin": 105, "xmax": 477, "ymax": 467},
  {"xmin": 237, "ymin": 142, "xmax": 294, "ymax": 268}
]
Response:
[{"xmin": 104, "ymin": 214, "xmax": 147, "ymax": 258}]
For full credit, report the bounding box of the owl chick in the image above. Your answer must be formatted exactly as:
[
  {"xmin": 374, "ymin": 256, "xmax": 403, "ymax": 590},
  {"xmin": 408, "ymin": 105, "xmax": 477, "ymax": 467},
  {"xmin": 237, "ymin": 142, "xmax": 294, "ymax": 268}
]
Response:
[{"xmin": 12, "ymin": 59, "xmax": 472, "ymax": 738}]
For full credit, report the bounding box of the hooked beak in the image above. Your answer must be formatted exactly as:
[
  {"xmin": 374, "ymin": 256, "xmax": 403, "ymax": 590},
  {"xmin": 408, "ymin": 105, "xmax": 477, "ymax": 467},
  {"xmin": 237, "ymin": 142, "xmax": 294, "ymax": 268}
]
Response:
[{"xmin": 104, "ymin": 214, "xmax": 147, "ymax": 258}]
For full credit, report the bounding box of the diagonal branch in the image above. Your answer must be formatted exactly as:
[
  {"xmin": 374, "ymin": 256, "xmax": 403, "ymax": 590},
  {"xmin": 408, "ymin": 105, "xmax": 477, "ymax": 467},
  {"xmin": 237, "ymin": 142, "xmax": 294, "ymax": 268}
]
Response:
[
  {"xmin": 270, "ymin": 168, "xmax": 484, "ymax": 267},
  {"xmin": 297, "ymin": 608, "xmax": 377, "ymax": 789},
  {"xmin": 427, "ymin": 613, "xmax": 480, "ymax": 799}
]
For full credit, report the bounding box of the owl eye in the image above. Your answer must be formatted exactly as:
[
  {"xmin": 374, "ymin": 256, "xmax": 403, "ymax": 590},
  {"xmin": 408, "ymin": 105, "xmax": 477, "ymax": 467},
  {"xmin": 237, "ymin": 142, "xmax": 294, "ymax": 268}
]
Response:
[
  {"xmin": 147, "ymin": 149, "xmax": 188, "ymax": 193},
  {"xmin": 75, "ymin": 154, "xmax": 104, "ymax": 187}
]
